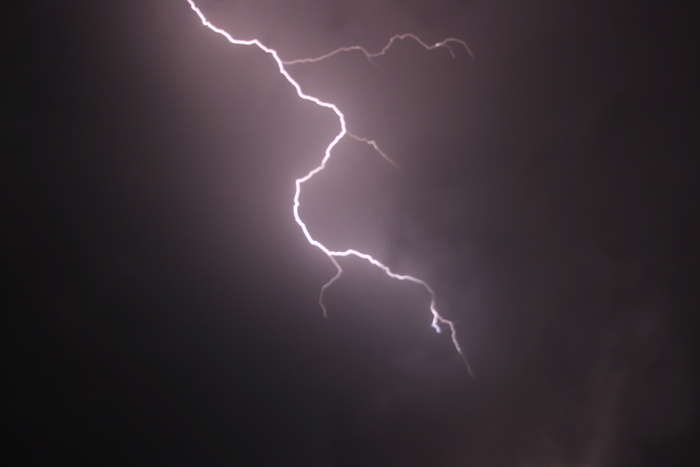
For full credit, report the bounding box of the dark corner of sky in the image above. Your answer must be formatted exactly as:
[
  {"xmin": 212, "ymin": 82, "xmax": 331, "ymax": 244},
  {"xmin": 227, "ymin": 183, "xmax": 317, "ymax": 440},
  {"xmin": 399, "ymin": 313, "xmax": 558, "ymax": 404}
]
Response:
[{"xmin": 6, "ymin": 0, "xmax": 700, "ymax": 465}]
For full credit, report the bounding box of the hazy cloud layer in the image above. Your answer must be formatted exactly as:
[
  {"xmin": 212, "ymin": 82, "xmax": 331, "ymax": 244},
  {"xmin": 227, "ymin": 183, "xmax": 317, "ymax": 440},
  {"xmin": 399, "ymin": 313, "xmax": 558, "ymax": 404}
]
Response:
[{"xmin": 7, "ymin": 0, "xmax": 698, "ymax": 465}]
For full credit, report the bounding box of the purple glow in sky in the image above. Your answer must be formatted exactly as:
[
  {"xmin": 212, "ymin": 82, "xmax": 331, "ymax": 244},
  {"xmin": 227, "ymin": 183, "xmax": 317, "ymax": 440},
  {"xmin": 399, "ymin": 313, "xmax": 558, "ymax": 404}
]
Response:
[
  {"xmin": 186, "ymin": 0, "xmax": 475, "ymax": 375},
  {"xmin": 8, "ymin": 0, "xmax": 700, "ymax": 465}
]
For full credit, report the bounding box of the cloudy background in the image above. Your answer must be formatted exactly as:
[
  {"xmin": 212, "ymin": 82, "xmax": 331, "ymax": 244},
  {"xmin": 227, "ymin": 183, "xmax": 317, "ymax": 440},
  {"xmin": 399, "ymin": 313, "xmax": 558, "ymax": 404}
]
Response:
[{"xmin": 6, "ymin": 0, "xmax": 700, "ymax": 465}]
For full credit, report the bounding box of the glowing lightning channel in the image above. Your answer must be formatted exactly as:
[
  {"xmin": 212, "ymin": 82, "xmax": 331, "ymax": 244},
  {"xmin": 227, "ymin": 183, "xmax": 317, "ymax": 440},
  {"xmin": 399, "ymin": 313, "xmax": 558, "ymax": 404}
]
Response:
[
  {"xmin": 281, "ymin": 33, "xmax": 474, "ymax": 66},
  {"xmin": 187, "ymin": 0, "xmax": 474, "ymax": 378}
]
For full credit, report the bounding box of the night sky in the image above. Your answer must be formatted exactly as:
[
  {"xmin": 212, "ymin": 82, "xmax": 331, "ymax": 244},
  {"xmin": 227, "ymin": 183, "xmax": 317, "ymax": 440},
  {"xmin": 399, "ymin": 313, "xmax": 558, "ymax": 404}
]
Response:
[{"xmin": 5, "ymin": 0, "xmax": 700, "ymax": 465}]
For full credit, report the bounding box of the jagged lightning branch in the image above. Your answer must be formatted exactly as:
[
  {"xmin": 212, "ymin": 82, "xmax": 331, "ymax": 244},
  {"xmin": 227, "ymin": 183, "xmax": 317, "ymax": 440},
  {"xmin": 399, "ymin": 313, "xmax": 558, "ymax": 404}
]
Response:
[
  {"xmin": 187, "ymin": 0, "xmax": 474, "ymax": 377},
  {"xmin": 281, "ymin": 33, "xmax": 473, "ymax": 65}
]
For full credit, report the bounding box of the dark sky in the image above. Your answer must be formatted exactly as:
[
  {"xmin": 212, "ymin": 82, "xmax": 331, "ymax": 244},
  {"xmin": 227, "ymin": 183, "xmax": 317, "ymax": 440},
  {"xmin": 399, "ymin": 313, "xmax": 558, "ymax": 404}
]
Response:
[{"xmin": 5, "ymin": 0, "xmax": 700, "ymax": 465}]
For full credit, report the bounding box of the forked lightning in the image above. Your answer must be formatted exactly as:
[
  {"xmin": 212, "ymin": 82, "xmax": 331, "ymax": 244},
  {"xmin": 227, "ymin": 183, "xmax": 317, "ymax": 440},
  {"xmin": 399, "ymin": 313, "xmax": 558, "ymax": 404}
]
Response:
[{"xmin": 186, "ymin": 0, "xmax": 474, "ymax": 377}]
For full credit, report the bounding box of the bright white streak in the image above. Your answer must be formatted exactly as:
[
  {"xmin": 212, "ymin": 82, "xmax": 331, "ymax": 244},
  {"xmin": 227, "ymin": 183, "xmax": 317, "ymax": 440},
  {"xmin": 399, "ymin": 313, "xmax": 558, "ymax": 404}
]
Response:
[{"xmin": 186, "ymin": 0, "xmax": 474, "ymax": 378}]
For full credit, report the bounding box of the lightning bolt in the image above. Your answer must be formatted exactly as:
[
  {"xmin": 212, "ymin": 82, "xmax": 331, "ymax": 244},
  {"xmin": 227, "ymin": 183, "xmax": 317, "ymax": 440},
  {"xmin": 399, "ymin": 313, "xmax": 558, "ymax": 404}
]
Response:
[{"xmin": 187, "ymin": 0, "xmax": 474, "ymax": 377}]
